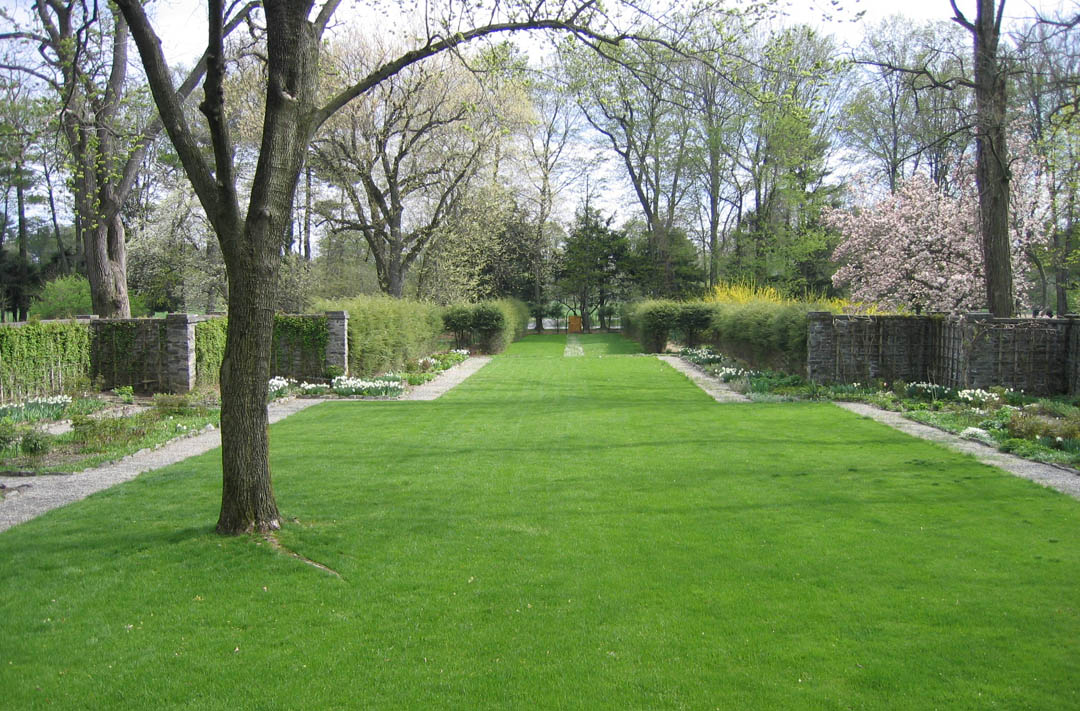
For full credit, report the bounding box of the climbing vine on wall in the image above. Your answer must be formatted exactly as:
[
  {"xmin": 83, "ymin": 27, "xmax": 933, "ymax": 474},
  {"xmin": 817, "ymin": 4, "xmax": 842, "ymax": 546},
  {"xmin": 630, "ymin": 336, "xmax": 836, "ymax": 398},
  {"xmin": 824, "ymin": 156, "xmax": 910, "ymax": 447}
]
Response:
[
  {"xmin": 195, "ymin": 317, "xmax": 228, "ymax": 386},
  {"xmin": 0, "ymin": 321, "xmax": 92, "ymax": 402},
  {"xmin": 90, "ymin": 320, "xmax": 167, "ymax": 389},
  {"xmin": 272, "ymin": 314, "xmax": 329, "ymax": 380}
]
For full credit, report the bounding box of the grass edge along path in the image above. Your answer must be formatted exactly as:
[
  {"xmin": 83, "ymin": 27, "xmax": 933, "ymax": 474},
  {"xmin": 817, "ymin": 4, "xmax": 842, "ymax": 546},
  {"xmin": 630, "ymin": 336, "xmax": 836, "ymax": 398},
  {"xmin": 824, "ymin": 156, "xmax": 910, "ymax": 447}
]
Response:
[{"xmin": 1, "ymin": 333, "xmax": 1079, "ymax": 709}]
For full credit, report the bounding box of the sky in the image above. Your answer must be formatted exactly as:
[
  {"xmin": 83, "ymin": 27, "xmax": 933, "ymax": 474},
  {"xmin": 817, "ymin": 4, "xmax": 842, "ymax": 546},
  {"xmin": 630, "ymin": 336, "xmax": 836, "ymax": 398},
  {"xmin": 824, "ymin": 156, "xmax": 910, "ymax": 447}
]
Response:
[{"xmin": 149, "ymin": 0, "xmax": 1078, "ymax": 65}]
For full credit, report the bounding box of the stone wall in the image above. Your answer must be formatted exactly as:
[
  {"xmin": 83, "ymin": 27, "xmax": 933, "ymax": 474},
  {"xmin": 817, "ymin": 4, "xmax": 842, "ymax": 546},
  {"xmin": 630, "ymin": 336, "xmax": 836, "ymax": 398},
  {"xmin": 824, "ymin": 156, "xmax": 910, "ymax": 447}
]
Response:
[
  {"xmin": 90, "ymin": 311, "xmax": 349, "ymax": 394},
  {"xmin": 808, "ymin": 312, "xmax": 1079, "ymax": 396},
  {"xmin": 90, "ymin": 318, "xmax": 170, "ymax": 392}
]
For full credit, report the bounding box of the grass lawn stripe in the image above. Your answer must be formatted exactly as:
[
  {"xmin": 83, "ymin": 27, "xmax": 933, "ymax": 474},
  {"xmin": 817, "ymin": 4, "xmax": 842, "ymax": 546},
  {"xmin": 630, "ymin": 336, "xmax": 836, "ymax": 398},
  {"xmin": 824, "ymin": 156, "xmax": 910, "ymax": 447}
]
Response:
[{"xmin": 1, "ymin": 334, "xmax": 1078, "ymax": 709}]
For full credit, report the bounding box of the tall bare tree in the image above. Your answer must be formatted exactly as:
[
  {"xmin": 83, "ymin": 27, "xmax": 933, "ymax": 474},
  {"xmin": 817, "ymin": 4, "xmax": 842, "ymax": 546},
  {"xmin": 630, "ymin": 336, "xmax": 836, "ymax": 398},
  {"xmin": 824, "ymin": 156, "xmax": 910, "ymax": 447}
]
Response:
[
  {"xmin": 0, "ymin": 1, "xmax": 249, "ymax": 317},
  {"xmin": 312, "ymin": 39, "xmax": 504, "ymax": 297}
]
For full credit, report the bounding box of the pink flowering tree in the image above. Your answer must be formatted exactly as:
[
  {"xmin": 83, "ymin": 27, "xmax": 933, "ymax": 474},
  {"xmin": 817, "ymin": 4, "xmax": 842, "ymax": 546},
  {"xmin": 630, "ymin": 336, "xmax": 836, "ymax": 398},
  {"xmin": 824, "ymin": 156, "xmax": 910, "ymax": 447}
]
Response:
[{"xmin": 825, "ymin": 154, "xmax": 1050, "ymax": 313}]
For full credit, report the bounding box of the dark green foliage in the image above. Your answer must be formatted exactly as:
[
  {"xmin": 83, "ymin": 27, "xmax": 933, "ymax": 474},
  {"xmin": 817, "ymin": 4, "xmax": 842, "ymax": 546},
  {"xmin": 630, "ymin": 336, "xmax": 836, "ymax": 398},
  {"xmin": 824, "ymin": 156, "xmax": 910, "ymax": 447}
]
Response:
[
  {"xmin": 621, "ymin": 300, "xmax": 680, "ymax": 352},
  {"xmin": 194, "ymin": 318, "xmax": 227, "ymax": 387},
  {"xmin": 471, "ymin": 303, "xmax": 505, "ymax": 352},
  {"xmin": 0, "ymin": 320, "xmax": 91, "ymax": 401},
  {"xmin": 18, "ymin": 429, "xmax": 51, "ymax": 456},
  {"xmin": 555, "ymin": 210, "xmax": 631, "ymax": 331},
  {"xmin": 0, "ymin": 421, "xmax": 18, "ymax": 451},
  {"xmin": 674, "ymin": 303, "xmax": 713, "ymax": 347},
  {"xmin": 443, "ymin": 299, "xmax": 529, "ymax": 353},
  {"xmin": 316, "ymin": 295, "xmax": 444, "ymax": 376},
  {"xmin": 443, "ymin": 305, "xmax": 474, "ymax": 349}
]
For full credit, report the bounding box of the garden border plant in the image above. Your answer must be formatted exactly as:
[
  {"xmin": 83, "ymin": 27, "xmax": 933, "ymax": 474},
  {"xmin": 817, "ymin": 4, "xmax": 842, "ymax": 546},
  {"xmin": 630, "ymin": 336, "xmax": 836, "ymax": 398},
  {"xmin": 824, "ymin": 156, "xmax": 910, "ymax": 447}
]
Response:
[{"xmin": 679, "ymin": 344, "xmax": 1080, "ymax": 468}]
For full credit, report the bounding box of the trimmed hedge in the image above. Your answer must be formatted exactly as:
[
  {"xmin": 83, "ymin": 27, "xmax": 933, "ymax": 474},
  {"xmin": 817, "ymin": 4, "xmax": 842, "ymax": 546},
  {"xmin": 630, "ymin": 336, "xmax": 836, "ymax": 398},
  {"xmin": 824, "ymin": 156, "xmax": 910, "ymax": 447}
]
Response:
[
  {"xmin": 706, "ymin": 301, "xmax": 816, "ymax": 372},
  {"xmin": 0, "ymin": 320, "xmax": 92, "ymax": 402},
  {"xmin": 444, "ymin": 299, "xmax": 529, "ymax": 354},
  {"xmin": 316, "ymin": 295, "xmax": 444, "ymax": 376},
  {"xmin": 621, "ymin": 300, "xmax": 680, "ymax": 353},
  {"xmin": 622, "ymin": 299, "xmax": 820, "ymax": 371}
]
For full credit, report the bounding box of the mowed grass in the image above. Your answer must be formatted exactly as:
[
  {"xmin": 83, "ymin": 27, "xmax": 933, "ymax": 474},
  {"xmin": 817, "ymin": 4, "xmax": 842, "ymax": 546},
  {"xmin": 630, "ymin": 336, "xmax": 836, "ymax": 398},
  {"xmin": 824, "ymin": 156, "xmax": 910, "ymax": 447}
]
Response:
[{"xmin": 2, "ymin": 334, "xmax": 1079, "ymax": 709}]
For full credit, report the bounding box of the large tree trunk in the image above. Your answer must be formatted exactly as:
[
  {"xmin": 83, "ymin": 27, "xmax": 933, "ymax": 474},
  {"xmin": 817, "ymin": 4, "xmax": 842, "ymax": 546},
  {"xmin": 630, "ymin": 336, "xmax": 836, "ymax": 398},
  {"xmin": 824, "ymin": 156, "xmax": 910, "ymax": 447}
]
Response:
[
  {"xmin": 211, "ymin": 0, "xmax": 317, "ymax": 534},
  {"xmin": 84, "ymin": 213, "xmax": 131, "ymax": 318},
  {"xmin": 216, "ymin": 236, "xmax": 280, "ymax": 533},
  {"xmin": 970, "ymin": 0, "xmax": 1014, "ymax": 316}
]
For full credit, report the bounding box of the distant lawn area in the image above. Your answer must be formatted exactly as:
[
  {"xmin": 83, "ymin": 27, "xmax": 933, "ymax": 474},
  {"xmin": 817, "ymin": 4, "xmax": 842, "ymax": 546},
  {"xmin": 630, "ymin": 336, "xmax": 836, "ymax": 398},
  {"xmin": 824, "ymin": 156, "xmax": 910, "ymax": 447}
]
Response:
[{"xmin": 2, "ymin": 333, "xmax": 1079, "ymax": 709}]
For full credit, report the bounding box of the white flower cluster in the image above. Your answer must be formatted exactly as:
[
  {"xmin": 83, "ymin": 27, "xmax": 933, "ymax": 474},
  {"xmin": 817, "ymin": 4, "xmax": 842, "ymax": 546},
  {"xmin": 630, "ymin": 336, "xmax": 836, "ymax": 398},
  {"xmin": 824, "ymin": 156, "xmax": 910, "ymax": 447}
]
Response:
[
  {"xmin": 297, "ymin": 382, "xmax": 328, "ymax": 394},
  {"xmin": 956, "ymin": 389, "xmax": 1001, "ymax": 405},
  {"xmin": 681, "ymin": 347, "xmax": 726, "ymax": 365},
  {"xmin": 418, "ymin": 357, "xmax": 437, "ymax": 370},
  {"xmin": 0, "ymin": 394, "xmax": 73, "ymax": 421},
  {"xmin": 712, "ymin": 366, "xmax": 755, "ymax": 382},
  {"xmin": 451, "ymin": 349, "xmax": 470, "ymax": 356},
  {"xmin": 268, "ymin": 377, "xmax": 295, "ymax": 399},
  {"xmin": 960, "ymin": 427, "xmax": 995, "ymax": 445},
  {"xmin": 331, "ymin": 375, "xmax": 404, "ymax": 397}
]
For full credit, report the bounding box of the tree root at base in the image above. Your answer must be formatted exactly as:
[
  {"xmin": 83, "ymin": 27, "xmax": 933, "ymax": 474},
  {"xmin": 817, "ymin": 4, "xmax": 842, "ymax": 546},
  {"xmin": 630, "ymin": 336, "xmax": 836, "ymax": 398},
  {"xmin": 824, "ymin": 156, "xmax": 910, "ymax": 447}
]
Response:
[{"xmin": 262, "ymin": 533, "xmax": 342, "ymax": 578}]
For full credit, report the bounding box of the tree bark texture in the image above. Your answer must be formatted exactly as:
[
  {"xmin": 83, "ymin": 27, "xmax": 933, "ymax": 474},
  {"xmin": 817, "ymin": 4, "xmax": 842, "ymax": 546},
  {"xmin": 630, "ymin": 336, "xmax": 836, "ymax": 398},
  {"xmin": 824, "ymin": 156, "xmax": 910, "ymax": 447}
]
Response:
[
  {"xmin": 214, "ymin": 0, "xmax": 318, "ymax": 534},
  {"xmin": 968, "ymin": 0, "xmax": 1014, "ymax": 316}
]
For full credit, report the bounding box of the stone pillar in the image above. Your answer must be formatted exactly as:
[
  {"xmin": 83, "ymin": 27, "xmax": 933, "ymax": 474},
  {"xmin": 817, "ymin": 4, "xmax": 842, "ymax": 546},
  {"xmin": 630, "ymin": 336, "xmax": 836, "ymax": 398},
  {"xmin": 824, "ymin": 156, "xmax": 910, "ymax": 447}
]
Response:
[
  {"xmin": 806, "ymin": 312, "xmax": 835, "ymax": 383},
  {"xmin": 325, "ymin": 311, "xmax": 349, "ymax": 376},
  {"xmin": 165, "ymin": 313, "xmax": 197, "ymax": 393}
]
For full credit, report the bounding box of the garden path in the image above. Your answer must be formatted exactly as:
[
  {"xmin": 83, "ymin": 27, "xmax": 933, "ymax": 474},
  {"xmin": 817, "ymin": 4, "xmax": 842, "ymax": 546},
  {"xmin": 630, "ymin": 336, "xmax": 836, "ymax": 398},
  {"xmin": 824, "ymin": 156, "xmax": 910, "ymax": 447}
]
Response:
[
  {"xmin": 837, "ymin": 402, "xmax": 1080, "ymax": 500},
  {"xmin": 563, "ymin": 334, "xmax": 584, "ymax": 357},
  {"xmin": 663, "ymin": 352, "xmax": 1080, "ymax": 500},
  {"xmin": 657, "ymin": 356, "xmax": 750, "ymax": 403},
  {"xmin": 399, "ymin": 356, "xmax": 492, "ymax": 400},
  {"xmin": 0, "ymin": 356, "xmax": 493, "ymax": 532}
]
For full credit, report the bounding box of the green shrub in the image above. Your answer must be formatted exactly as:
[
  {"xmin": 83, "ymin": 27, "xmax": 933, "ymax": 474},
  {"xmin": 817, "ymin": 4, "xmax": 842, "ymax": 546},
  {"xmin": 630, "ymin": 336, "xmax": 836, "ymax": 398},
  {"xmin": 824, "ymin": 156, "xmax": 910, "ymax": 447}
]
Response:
[
  {"xmin": 29, "ymin": 275, "xmax": 93, "ymax": 319},
  {"xmin": 674, "ymin": 303, "xmax": 714, "ymax": 347},
  {"xmin": 441, "ymin": 299, "xmax": 528, "ymax": 354},
  {"xmin": 28, "ymin": 276, "xmax": 149, "ymax": 319},
  {"xmin": 443, "ymin": 305, "xmax": 474, "ymax": 349},
  {"xmin": 622, "ymin": 300, "xmax": 680, "ymax": 353},
  {"xmin": 19, "ymin": 429, "xmax": 52, "ymax": 457},
  {"xmin": 152, "ymin": 393, "xmax": 197, "ymax": 416},
  {"xmin": 0, "ymin": 421, "xmax": 18, "ymax": 452},
  {"xmin": 706, "ymin": 300, "xmax": 817, "ymax": 372},
  {"xmin": 315, "ymin": 295, "xmax": 444, "ymax": 377}
]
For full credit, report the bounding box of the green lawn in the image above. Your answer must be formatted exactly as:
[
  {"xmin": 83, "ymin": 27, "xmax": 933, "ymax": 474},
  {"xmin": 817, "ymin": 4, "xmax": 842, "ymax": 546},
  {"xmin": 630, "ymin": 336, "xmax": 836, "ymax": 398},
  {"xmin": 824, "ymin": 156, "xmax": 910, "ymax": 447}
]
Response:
[{"xmin": 2, "ymin": 333, "xmax": 1079, "ymax": 709}]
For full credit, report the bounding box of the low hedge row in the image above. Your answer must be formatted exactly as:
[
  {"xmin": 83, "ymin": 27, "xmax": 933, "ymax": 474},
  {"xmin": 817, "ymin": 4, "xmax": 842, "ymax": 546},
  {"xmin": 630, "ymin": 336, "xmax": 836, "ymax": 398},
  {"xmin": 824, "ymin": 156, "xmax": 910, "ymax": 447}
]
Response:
[
  {"xmin": 315, "ymin": 295, "xmax": 445, "ymax": 377},
  {"xmin": 622, "ymin": 299, "xmax": 823, "ymax": 372},
  {"xmin": 444, "ymin": 299, "xmax": 529, "ymax": 354}
]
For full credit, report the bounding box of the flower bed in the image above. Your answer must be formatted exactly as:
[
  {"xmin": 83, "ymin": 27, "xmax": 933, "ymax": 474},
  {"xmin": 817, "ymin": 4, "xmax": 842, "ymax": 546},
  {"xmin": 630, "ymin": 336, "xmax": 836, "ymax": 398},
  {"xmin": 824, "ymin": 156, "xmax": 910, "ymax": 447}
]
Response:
[
  {"xmin": 679, "ymin": 346, "xmax": 1080, "ymax": 468},
  {"xmin": 267, "ymin": 350, "xmax": 470, "ymax": 400}
]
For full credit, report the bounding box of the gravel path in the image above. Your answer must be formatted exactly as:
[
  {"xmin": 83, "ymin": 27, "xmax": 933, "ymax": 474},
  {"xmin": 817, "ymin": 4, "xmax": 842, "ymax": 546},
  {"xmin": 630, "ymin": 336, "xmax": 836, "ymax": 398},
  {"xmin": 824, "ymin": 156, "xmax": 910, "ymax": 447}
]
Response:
[
  {"xmin": 399, "ymin": 356, "xmax": 492, "ymax": 400},
  {"xmin": 657, "ymin": 356, "xmax": 750, "ymax": 403},
  {"xmin": 0, "ymin": 357, "xmax": 494, "ymax": 532},
  {"xmin": 836, "ymin": 402, "xmax": 1080, "ymax": 501},
  {"xmin": 661, "ymin": 354, "xmax": 1080, "ymax": 500},
  {"xmin": 0, "ymin": 398, "xmax": 321, "ymax": 534}
]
